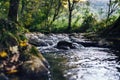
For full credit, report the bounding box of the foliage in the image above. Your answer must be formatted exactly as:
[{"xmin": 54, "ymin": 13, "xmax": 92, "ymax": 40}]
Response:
[
  {"xmin": 79, "ymin": 15, "xmax": 97, "ymax": 32},
  {"xmin": 29, "ymin": 46, "xmax": 39, "ymax": 57},
  {"xmin": 0, "ymin": 0, "xmax": 120, "ymax": 33},
  {"xmin": 0, "ymin": 0, "xmax": 9, "ymax": 18},
  {"xmin": 0, "ymin": 19, "xmax": 28, "ymax": 50},
  {"xmin": 106, "ymin": 0, "xmax": 120, "ymax": 26},
  {"xmin": 19, "ymin": 0, "xmax": 63, "ymax": 32}
]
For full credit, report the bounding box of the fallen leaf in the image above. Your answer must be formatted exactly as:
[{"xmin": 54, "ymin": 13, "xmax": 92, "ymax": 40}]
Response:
[
  {"xmin": 0, "ymin": 51, "xmax": 7, "ymax": 58},
  {"xmin": 20, "ymin": 40, "xmax": 28, "ymax": 47},
  {"xmin": 6, "ymin": 69, "xmax": 18, "ymax": 74}
]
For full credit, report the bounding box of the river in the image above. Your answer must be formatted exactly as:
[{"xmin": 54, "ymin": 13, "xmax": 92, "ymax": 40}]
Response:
[{"xmin": 30, "ymin": 33, "xmax": 120, "ymax": 80}]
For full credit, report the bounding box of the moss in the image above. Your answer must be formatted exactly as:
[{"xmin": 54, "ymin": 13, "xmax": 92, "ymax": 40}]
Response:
[
  {"xmin": 0, "ymin": 19, "xmax": 18, "ymax": 33},
  {"xmin": 0, "ymin": 19, "xmax": 29, "ymax": 49},
  {"xmin": 29, "ymin": 46, "xmax": 39, "ymax": 57},
  {"xmin": 0, "ymin": 31, "xmax": 18, "ymax": 49}
]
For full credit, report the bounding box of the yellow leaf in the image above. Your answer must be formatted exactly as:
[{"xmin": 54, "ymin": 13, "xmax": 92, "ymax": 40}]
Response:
[
  {"xmin": 7, "ymin": 70, "xmax": 18, "ymax": 74},
  {"xmin": 0, "ymin": 51, "xmax": 7, "ymax": 58},
  {"xmin": 20, "ymin": 40, "xmax": 28, "ymax": 47}
]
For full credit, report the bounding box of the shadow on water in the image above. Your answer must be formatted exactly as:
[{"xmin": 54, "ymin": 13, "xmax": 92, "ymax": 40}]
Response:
[
  {"xmin": 8, "ymin": 73, "xmax": 49, "ymax": 80},
  {"xmin": 43, "ymin": 53, "xmax": 67, "ymax": 80}
]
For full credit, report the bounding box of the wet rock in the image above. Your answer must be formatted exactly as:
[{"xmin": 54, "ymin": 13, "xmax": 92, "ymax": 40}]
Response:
[
  {"xmin": 45, "ymin": 40, "xmax": 54, "ymax": 46},
  {"xmin": 28, "ymin": 36, "xmax": 39, "ymax": 46},
  {"xmin": 56, "ymin": 41, "xmax": 78, "ymax": 50},
  {"xmin": 37, "ymin": 40, "xmax": 48, "ymax": 46},
  {"xmin": 72, "ymin": 43, "xmax": 82, "ymax": 49},
  {"xmin": 19, "ymin": 45, "xmax": 49, "ymax": 79},
  {"xmin": 36, "ymin": 33, "xmax": 45, "ymax": 38},
  {"xmin": 29, "ymin": 37, "xmax": 48, "ymax": 46}
]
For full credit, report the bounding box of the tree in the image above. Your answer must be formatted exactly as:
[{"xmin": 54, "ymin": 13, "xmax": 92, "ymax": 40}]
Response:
[
  {"xmin": 106, "ymin": 0, "xmax": 120, "ymax": 25},
  {"xmin": 67, "ymin": 0, "xmax": 79, "ymax": 30},
  {"xmin": 109, "ymin": 16, "xmax": 120, "ymax": 33},
  {"xmin": 41, "ymin": 0, "xmax": 62, "ymax": 31},
  {"xmin": 8, "ymin": 0, "xmax": 20, "ymax": 22},
  {"xmin": 62, "ymin": 0, "xmax": 85, "ymax": 31},
  {"xmin": 50, "ymin": 0, "xmax": 62, "ymax": 25},
  {"xmin": 0, "ymin": 1, "xmax": 9, "ymax": 18}
]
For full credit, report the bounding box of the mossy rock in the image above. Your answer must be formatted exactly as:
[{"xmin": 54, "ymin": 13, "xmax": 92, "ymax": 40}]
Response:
[
  {"xmin": 19, "ymin": 44, "xmax": 49, "ymax": 79},
  {"xmin": 21, "ymin": 55, "xmax": 49, "ymax": 78}
]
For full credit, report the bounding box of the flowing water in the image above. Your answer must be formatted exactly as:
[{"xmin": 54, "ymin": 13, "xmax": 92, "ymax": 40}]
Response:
[{"xmin": 31, "ymin": 33, "xmax": 120, "ymax": 80}]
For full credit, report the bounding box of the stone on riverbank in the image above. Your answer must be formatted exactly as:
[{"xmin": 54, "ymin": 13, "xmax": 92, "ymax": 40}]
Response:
[
  {"xmin": 19, "ymin": 45, "xmax": 49, "ymax": 79},
  {"xmin": 21, "ymin": 54, "xmax": 49, "ymax": 78},
  {"xmin": 28, "ymin": 36, "xmax": 48, "ymax": 46}
]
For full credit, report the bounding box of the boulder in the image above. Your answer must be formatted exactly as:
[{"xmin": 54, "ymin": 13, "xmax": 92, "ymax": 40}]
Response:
[
  {"xmin": 19, "ymin": 45, "xmax": 49, "ymax": 79},
  {"xmin": 56, "ymin": 41, "xmax": 78, "ymax": 50},
  {"xmin": 21, "ymin": 55, "xmax": 49, "ymax": 79},
  {"xmin": 29, "ymin": 37, "xmax": 48, "ymax": 46}
]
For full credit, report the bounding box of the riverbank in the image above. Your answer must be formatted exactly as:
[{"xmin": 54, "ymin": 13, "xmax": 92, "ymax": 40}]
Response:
[{"xmin": 82, "ymin": 33, "xmax": 120, "ymax": 50}]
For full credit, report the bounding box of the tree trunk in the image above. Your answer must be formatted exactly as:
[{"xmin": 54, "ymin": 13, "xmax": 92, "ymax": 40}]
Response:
[
  {"xmin": 8, "ymin": 0, "xmax": 20, "ymax": 22},
  {"xmin": 68, "ymin": 10, "xmax": 72, "ymax": 30},
  {"xmin": 67, "ymin": 0, "xmax": 72, "ymax": 31},
  {"xmin": 67, "ymin": 0, "xmax": 75, "ymax": 31}
]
